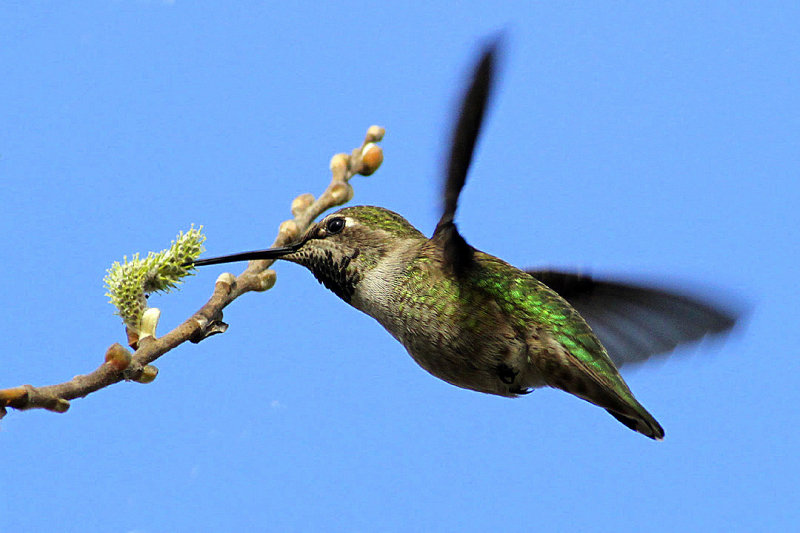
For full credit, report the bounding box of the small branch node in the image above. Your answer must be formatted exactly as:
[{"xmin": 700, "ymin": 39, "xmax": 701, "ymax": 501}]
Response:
[
  {"xmin": 255, "ymin": 269, "xmax": 277, "ymax": 292},
  {"xmin": 215, "ymin": 272, "xmax": 236, "ymax": 287},
  {"xmin": 133, "ymin": 365, "xmax": 158, "ymax": 384},
  {"xmin": 278, "ymin": 220, "xmax": 299, "ymax": 243},
  {"xmin": 291, "ymin": 193, "xmax": 315, "ymax": 216},
  {"xmin": 365, "ymin": 125, "xmax": 386, "ymax": 143},
  {"xmin": 189, "ymin": 318, "xmax": 229, "ymax": 343},
  {"xmin": 329, "ymin": 182, "xmax": 354, "ymax": 205},
  {"xmin": 49, "ymin": 398, "xmax": 71, "ymax": 413},
  {"xmin": 123, "ymin": 359, "xmax": 144, "ymax": 381},
  {"xmin": 104, "ymin": 343, "xmax": 133, "ymax": 372},
  {"xmin": 193, "ymin": 314, "xmax": 210, "ymax": 330},
  {"xmin": 329, "ymin": 153, "xmax": 350, "ymax": 181}
]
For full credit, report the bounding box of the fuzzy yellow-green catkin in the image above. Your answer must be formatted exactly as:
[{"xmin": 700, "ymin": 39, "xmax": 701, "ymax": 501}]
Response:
[{"xmin": 104, "ymin": 226, "xmax": 206, "ymax": 331}]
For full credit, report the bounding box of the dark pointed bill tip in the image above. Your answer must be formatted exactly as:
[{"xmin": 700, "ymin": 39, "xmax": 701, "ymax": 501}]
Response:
[{"xmin": 184, "ymin": 244, "xmax": 300, "ymax": 267}]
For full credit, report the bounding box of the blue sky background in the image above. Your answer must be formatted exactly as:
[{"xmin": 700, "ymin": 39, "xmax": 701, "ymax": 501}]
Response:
[{"xmin": 2, "ymin": 2, "xmax": 798, "ymax": 531}]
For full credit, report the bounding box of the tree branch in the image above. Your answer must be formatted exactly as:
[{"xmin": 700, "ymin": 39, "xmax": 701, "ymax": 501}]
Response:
[{"xmin": 0, "ymin": 126, "xmax": 386, "ymax": 420}]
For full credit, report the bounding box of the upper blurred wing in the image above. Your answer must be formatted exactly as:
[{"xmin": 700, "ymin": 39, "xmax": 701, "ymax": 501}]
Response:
[
  {"xmin": 527, "ymin": 269, "xmax": 740, "ymax": 368},
  {"xmin": 433, "ymin": 38, "xmax": 500, "ymax": 275}
]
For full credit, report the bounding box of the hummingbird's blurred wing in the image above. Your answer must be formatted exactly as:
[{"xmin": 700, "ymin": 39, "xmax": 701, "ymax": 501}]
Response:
[
  {"xmin": 433, "ymin": 38, "xmax": 499, "ymax": 276},
  {"xmin": 526, "ymin": 270, "xmax": 740, "ymax": 368}
]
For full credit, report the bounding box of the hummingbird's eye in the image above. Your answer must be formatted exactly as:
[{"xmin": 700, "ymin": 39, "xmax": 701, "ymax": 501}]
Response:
[{"xmin": 326, "ymin": 217, "xmax": 346, "ymax": 235}]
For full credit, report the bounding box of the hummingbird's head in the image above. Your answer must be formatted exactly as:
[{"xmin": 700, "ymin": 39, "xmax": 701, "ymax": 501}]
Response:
[
  {"xmin": 190, "ymin": 206, "xmax": 425, "ymax": 302},
  {"xmin": 283, "ymin": 206, "xmax": 425, "ymax": 300}
]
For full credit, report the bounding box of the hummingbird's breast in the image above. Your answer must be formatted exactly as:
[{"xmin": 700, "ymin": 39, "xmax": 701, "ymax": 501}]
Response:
[{"xmin": 351, "ymin": 246, "xmax": 543, "ymax": 396}]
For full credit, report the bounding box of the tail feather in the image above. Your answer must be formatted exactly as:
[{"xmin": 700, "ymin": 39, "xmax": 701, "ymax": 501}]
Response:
[
  {"xmin": 606, "ymin": 406, "xmax": 664, "ymax": 440},
  {"xmin": 551, "ymin": 374, "xmax": 666, "ymax": 440}
]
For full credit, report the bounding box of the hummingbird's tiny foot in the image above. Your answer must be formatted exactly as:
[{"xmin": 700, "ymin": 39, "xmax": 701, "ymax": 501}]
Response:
[{"xmin": 496, "ymin": 363, "xmax": 519, "ymax": 385}]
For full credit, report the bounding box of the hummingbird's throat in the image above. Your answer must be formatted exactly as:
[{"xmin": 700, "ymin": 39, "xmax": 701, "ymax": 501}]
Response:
[{"xmin": 293, "ymin": 247, "xmax": 362, "ymax": 302}]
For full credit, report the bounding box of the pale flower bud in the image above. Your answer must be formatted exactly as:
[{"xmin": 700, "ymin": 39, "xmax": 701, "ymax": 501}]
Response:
[
  {"xmin": 291, "ymin": 193, "xmax": 315, "ymax": 216},
  {"xmin": 330, "ymin": 182, "xmax": 354, "ymax": 204},
  {"xmin": 359, "ymin": 143, "xmax": 384, "ymax": 176}
]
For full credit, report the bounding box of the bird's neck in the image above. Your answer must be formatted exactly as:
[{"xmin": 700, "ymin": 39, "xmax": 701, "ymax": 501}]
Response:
[{"xmin": 350, "ymin": 239, "xmax": 425, "ymax": 322}]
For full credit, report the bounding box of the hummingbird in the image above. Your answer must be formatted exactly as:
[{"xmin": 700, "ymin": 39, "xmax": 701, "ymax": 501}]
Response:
[{"xmin": 189, "ymin": 40, "xmax": 737, "ymax": 440}]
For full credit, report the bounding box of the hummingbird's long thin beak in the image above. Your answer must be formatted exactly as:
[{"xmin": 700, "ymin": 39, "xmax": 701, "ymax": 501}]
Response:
[{"xmin": 186, "ymin": 242, "xmax": 302, "ymax": 267}]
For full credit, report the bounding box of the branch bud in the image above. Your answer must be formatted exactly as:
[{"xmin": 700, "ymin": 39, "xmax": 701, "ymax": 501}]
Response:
[
  {"xmin": 359, "ymin": 143, "xmax": 384, "ymax": 176},
  {"xmin": 255, "ymin": 269, "xmax": 277, "ymax": 292},
  {"xmin": 291, "ymin": 193, "xmax": 315, "ymax": 216},
  {"xmin": 104, "ymin": 343, "xmax": 132, "ymax": 372},
  {"xmin": 279, "ymin": 220, "xmax": 299, "ymax": 242},
  {"xmin": 330, "ymin": 182, "xmax": 354, "ymax": 205},
  {"xmin": 134, "ymin": 365, "xmax": 159, "ymax": 384},
  {"xmin": 365, "ymin": 125, "xmax": 385, "ymax": 143},
  {"xmin": 51, "ymin": 398, "xmax": 70, "ymax": 413},
  {"xmin": 216, "ymin": 272, "xmax": 236, "ymax": 287},
  {"xmin": 329, "ymin": 153, "xmax": 350, "ymax": 181}
]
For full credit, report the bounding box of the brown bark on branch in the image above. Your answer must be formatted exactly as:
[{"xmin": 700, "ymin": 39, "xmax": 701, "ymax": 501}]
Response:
[{"xmin": 0, "ymin": 126, "xmax": 386, "ymax": 420}]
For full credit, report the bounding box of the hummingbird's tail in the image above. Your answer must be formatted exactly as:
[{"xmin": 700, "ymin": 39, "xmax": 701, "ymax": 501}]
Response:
[
  {"xmin": 548, "ymin": 367, "xmax": 666, "ymax": 440},
  {"xmin": 605, "ymin": 404, "xmax": 665, "ymax": 441}
]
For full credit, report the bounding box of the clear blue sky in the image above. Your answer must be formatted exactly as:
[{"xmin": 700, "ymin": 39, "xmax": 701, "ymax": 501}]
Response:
[{"xmin": 2, "ymin": 2, "xmax": 798, "ymax": 531}]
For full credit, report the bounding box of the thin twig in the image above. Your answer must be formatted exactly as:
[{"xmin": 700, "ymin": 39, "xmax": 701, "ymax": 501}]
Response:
[{"xmin": 0, "ymin": 126, "xmax": 385, "ymax": 419}]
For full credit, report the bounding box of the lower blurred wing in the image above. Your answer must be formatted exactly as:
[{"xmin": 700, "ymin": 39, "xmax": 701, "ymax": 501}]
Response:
[{"xmin": 527, "ymin": 269, "xmax": 741, "ymax": 368}]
